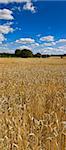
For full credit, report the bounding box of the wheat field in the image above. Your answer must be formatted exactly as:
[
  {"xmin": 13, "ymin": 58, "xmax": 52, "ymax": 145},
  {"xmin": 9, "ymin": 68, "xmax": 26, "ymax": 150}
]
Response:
[{"xmin": 0, "ymin": 57, "xmax": 66, "ymax": 150}]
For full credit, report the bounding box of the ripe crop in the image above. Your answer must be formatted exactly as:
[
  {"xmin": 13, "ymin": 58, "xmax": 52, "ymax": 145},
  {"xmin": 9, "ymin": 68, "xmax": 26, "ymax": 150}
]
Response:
[{"xmin": 0, "ymin": 57, "xmax": 66, "ymax": 150}]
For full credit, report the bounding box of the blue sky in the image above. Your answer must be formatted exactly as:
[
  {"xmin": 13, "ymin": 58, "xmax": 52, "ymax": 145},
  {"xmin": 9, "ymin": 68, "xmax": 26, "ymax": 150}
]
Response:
[{"xmin": 0, "ymin": 0, "xmax": 66, "ymax": 54}]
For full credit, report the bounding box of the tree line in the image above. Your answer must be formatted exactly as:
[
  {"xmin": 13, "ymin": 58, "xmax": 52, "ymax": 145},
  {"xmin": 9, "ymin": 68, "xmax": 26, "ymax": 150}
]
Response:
[{"xmin": 0, "ymin": 48, "xmax": 66, "ymax": 58}]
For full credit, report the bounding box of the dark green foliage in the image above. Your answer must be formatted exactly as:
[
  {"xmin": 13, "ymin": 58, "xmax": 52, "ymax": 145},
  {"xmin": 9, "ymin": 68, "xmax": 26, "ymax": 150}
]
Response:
[
  {"xmin": 15, "ymin": 49, "xmax": 21, "ymax": 57},
  {"xmin": 42, "ymin": 54, "xmax": 50, "ymax": 58},
  {"xmin": 0, "ymin": 53, "xmax": 15, "ymax": 57},
  {"xmin": 21, "ymin": 49, "xmax": 33, "ymax": 58},
  {"xmin": 15, "ymin": 49, "xmax": 33, "ymax": 58}
]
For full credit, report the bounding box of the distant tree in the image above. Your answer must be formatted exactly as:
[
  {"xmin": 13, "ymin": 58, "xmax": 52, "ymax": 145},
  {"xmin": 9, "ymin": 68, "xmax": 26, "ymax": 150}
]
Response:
[
  {"xmin": 42, "ymin": 54, "xmax": 50, "ymax": 58},
  {"xmin": 64, "ymin": 54, "xmax": 66, "ymax": 57},
  {"xmin": 34, "ymin": 53, "xmax": 42, "ymax": 58},
  {"xmin": 0, "ymin": 53, "xmax": 15, "ymax": 58}
]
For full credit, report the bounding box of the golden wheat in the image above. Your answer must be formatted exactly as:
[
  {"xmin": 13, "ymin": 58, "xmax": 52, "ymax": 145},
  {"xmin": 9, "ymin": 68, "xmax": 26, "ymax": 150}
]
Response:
[{"xmin": 0, "ymin": 57, "xmax": 66, "ymax": 150}]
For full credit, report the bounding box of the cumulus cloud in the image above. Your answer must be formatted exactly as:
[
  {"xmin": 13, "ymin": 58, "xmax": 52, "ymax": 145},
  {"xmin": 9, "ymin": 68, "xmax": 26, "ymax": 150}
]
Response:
[
  {"xmin": 25, "ymin": 42, "xmax": 39, "ymax": 50},
  {"xmin": 0, "ymin": 9, "xmax": 14, "ymax": 20},
  {"xmin": 0, "ymin": 0, "xmax": 36, "ymax": 13},
  {"xmin": 19, "ymin": 45, "xmax": 31, "ymax": 50},
  {"xmin": 44, "ymin": 42, "xmax": 55, "ymax": 46},
  {"xmin": 23, "ymin": 2, "xmax": 36, "ymax": 13},
  {"xmin": 37, "ymin": 46, "xmax": 65, "ymax": 55},
  {"xmin": 0, "ymin": 0, "xmax": 30, "ymax": 3},
  {"xmin": 0, "ymin": 43, "xmax": 15, "ymax": 53},
  {"xmin": 0, "ymin": 34, "xmax": 5, "ymax": 43},
  {"xmin": 56, "ymin": 39, "xmax": 66, "ymax": 43},
  {"xmin": 16, "ymin": 38, "xmax": 35, "ymax": 44},
  {"xmin": 0, "ymin": 23, "xmax": 14, "ymax": 44},
  {"xmin": 0, "ymin": 24, "xmax": 14, "ymax": 34},
  {"xmin": 34, "ymin": 42, "xmax": 39, "ymax": 46},
  {"xmin": 40, "ymin": 35, "xmax": 54, "ymax": 42}
]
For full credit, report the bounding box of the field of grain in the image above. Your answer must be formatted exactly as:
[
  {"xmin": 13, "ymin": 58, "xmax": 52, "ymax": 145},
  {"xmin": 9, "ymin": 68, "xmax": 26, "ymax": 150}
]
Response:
[{"xmin": 0, "ymin": 57, "xmax": 66, "ymax": 150}]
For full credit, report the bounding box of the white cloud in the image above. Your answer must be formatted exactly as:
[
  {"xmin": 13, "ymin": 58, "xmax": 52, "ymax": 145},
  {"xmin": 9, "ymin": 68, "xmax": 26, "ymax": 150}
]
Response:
[
  {"xmin": 34, "ymin": 43, "xmax": 39, "ymax": 46},
  {"xmin": 0, "ymin": 9, "xmax": 14, "ymax": 20},
  {"xmin": 0, "ymin": 34, "xmax": 5, "ymax": 43},
  {"xmin": 44, "ymin": 42, "xmax": 55, "ymax": 46},
  {"xmin": 0, "ymin": 43, "xmax": 15, "ymax": 53},
  {"xmin": 19, "ymin": 45, "xmax": 31, "ymax": 50},
  {"xmin": 0, "ymin": 24, "xmax": 14, "ymax": 34},
  {"xmin": 27, "ymin": 42, "xmax": 39, "ymax": 49},
  {"xmin": 38, "ymin": 44, "xmax": 66, "ymax": 55},
  {"xmin": 16, "ymin": 38, "xmax": 35, "ymax": 44},
  {"xmin": 0, "ymin": 1, "xmax": 36, "ymax": 13},
  {"xmin": 52, "ymin": 42, "xmax": 56, "ymax": 45},
  {"xmin": 36, "ymin": 34, "xmax": 41, "ymax": 37},
  {"xmin": 56, "ymin": 39, "xmax": 66, "ymax": 43},
  {"xmin": 37, "ymin": 47, "xmax": 63, "ymax": 55},
  {"xmin": 0, "ymin": 0, "xmax": 30, "ymax": 3},
  {"xmin": 0, "ymin": 23, "xmax": 14, "ymax": 44},
  {"xmin": 40, "ymin": 35, "xmax": 54, "ymax": 42},
  {"xmin": 23, "ymin": 2, "xmax": 36, "ymax": 13}
]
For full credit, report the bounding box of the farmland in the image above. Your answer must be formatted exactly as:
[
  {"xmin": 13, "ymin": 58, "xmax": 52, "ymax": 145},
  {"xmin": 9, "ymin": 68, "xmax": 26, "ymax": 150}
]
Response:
[{"xmin": 0, "ymin": 57, "xmax": 66, "ymax": 150}]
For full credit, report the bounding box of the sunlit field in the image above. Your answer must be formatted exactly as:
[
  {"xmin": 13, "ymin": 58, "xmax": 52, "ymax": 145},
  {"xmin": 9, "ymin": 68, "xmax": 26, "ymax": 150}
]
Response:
[{"xmin": 0, "ymin": 57, "xmax": 66, "ymax": 150}]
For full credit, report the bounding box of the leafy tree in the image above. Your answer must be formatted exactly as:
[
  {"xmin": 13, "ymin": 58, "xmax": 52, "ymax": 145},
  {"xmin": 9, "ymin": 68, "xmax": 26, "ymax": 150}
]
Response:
[
  {"xmin": 21, "ymin": 49, "xmax": 33, "ymax": 58},
  {"xmin": 15, "ymin": 49, "xmax": 33, "ymax": 58}
]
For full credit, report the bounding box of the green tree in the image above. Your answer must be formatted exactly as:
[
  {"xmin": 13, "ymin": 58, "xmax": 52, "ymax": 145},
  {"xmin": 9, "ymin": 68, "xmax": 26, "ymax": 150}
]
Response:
[{"xmin": 15, "ymin": 49, "xmax": 33, "ymax": 58}]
